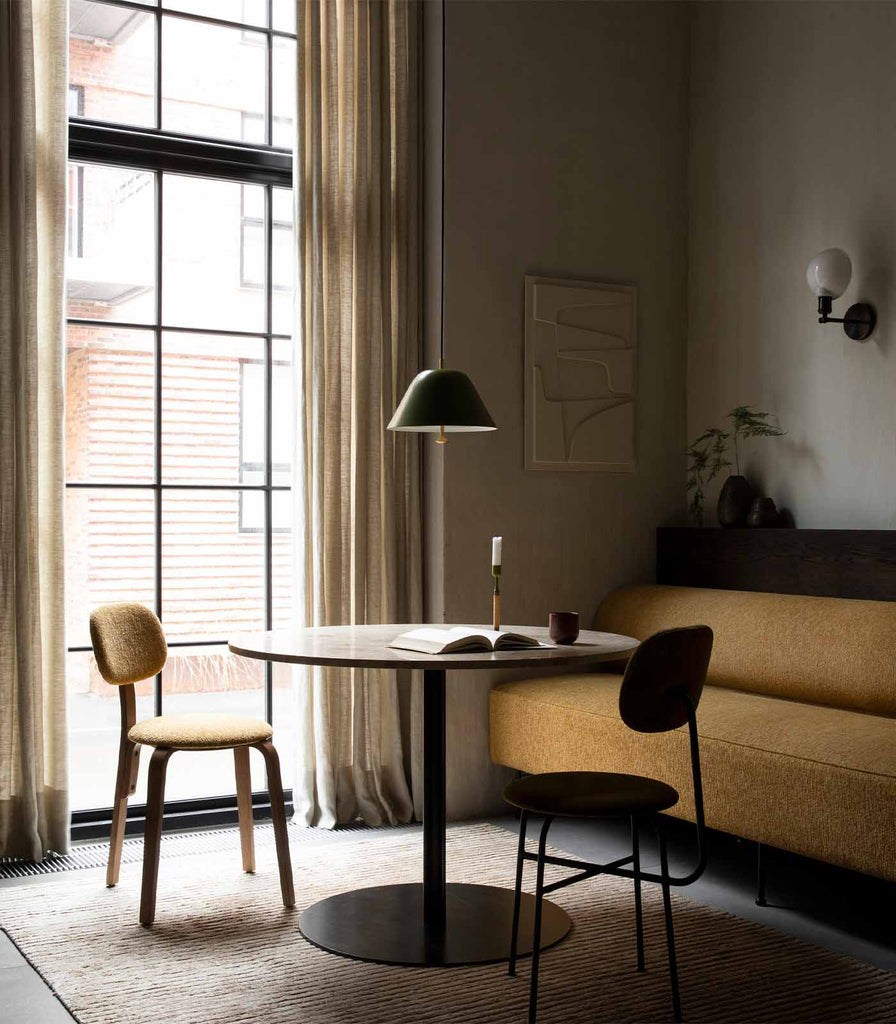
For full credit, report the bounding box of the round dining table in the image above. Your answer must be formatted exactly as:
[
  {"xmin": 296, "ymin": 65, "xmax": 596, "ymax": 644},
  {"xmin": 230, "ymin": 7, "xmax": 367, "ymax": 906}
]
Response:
[{"xmin": 229, "ymin": 623, "xmax": 639, "ymax": 968}]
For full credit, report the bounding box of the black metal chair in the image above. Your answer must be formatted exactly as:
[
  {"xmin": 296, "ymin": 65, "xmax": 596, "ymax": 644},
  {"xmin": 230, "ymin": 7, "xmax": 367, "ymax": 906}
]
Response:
[{"xmin": 503, "ymin": 625, "xmax": 713, "ymax": 1024}]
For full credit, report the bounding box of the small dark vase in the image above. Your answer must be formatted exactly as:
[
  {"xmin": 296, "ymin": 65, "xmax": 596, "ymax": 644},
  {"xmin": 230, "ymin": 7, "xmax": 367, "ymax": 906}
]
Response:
[
  {"xmin": 747, "ymin": 497, "xmax": 780, "ymax": 528},
  {"xmin": 717, "ymin": 475, "xmax": 755, "ymax": 527}
]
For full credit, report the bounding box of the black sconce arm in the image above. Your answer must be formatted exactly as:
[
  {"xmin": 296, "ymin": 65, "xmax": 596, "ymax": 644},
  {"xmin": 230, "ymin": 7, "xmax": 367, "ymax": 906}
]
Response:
[{"xmin": 816, "ymin": 295, "xmax": 876, "ymax": 340}]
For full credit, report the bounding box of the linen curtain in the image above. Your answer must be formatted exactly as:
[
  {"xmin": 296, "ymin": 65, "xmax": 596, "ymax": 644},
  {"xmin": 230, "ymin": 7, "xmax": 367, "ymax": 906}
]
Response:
[
  {"xmin": 0, "ymin": 0, "xmax": 69, "ymax": 859},
  {"xmin": 293, "ymin": 0, "xmax": 422, "ymax": 826}
]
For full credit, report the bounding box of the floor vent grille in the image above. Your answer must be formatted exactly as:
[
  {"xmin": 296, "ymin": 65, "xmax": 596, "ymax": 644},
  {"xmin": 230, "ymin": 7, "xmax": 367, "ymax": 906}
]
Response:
[{"xmin": 0, "ymin": 821, "xmax": 395, "ymax": 880}]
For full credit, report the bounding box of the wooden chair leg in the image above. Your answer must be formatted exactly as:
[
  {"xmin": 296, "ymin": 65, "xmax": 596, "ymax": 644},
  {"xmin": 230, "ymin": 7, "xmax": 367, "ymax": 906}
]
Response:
[
  {"xmin": 254, "ymin": 740, "xmax": 295, "ymax": 908},
  {"xmin": 107, "ymin": 738, "xmax": 139, "ymax": 888},
  {"xmin": 234, "ymin": 745, "xmax": 256, "ymax": 873},
  {"xmin": 140, "ymin": 747, "xmax": 174, "ymax": 926}
]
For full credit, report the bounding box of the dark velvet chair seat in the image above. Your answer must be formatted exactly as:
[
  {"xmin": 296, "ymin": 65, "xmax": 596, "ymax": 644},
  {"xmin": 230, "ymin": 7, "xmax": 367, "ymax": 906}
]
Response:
[{"xmin": 504, "ymin": 771, "xmax": 679, "ymax": 819}]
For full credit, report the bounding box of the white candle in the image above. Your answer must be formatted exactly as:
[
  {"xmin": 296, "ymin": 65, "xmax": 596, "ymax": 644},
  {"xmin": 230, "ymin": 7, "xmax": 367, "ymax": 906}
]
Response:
[{"xmin": 492, "ymin": 536, "xmax": 502, "ymax": 567}]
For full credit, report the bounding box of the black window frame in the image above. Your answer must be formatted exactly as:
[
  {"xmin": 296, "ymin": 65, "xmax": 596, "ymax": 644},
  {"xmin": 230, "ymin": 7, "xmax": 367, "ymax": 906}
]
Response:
[
  {"xmin": 237, "ymin": 357, "xmax": 291, "ymax": 534},
  {"xmin": 66, "ymin": 0, "xmax": 296, "ymax": 839}
]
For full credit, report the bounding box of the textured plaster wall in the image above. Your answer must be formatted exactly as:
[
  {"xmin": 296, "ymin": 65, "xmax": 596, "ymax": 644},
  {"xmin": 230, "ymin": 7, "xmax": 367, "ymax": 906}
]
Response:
[
  {"xmin": 688, "ymin": 2, "xmax": 896, "ymax": 527},
  {"xmin": 426, "ymin": 1, "xmax": 691, "ymax": 816}
]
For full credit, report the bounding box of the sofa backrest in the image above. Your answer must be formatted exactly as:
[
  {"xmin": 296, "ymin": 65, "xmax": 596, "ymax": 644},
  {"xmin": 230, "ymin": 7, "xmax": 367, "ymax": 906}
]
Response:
[{"xmin": 595, "ymin": 584, "xmax": 896, "ymax": 717}]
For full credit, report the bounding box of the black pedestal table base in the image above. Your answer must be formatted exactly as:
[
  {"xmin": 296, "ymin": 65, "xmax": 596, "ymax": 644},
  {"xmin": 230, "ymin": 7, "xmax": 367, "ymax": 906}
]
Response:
[
  {"xmin": 297, "ymin": 668, "xmax": 571, "ymax": 966},
  {"xmin": 227, "ymin": 628, "xmax": 639, "ymax": 970},
  {"xmin": 299, "ymin": 882, "xmax": 571, "ymax": 966}
]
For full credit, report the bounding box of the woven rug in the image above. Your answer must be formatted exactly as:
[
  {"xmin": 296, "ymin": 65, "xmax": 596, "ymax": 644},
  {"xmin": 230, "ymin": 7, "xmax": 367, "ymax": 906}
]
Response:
[{"xmin": 1, "ymin": 822, "xmax": 894, "ymax": 1024}]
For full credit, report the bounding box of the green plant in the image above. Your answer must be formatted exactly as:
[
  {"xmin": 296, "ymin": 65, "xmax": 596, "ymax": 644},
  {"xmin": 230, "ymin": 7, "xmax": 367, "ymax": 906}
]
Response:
[
  {"xmin": 686, "ymin": 407, "xmax": 785, "ymax": 524},
  {"xmin": 686, "ymin": 427, "xmax": 731, "ymax": 525},
  {"xmin": 727, "ymin": 405, "xmax": 785, "ymax": 475}
]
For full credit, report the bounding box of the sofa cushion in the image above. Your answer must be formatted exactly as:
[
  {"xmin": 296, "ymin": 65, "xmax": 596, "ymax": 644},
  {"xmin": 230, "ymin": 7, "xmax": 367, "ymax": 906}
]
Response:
[
  {"xmin": 596, "ymin": 584, "xmax": 896, "ymax": 716},
  {"xmin": 490, "ymin": 674, "xmax": 896, "ymax": 880}
]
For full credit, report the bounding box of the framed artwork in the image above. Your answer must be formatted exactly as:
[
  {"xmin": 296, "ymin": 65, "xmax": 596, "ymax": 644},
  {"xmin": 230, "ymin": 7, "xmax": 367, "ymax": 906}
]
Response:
[{"xmin": 524, "ymin": 275, "xmax": 637, "ymax": 472}]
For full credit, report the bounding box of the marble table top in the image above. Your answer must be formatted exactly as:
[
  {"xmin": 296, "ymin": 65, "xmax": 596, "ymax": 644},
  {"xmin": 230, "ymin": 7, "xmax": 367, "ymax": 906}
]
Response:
[{"xmin": 229, "ymin": 623, "xmax": 639, "ymax": 671}]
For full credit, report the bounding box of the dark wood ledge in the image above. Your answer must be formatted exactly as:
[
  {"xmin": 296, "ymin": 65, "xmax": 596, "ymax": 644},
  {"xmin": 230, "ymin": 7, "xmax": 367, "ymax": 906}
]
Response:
[{"xmin": 656, "ymin": 527, "xmax": 896, "ymax": 601}]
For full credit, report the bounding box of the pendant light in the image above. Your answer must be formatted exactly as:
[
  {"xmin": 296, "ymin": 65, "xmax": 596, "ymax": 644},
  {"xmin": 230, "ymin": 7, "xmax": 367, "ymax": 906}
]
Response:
[{"xmin": 387, "ymin": 0, "xmax": 496, "ymax": 444}]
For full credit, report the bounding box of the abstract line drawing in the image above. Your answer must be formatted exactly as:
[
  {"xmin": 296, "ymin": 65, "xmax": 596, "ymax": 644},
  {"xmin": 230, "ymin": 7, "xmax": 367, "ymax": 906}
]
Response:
[{"xmin": 524, "ymin": 276, "xmax": 637, "ymax": 472}]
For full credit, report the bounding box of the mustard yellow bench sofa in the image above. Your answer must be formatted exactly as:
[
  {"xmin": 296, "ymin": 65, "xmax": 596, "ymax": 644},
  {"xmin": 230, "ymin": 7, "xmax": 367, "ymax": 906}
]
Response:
[{"xmin": 489, "ymin": 584, "xmax": 896, "ymax": 882}]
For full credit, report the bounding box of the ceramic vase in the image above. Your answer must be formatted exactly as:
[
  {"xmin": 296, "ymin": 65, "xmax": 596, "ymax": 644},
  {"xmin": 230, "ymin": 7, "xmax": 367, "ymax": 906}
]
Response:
[
  {"xmin": 747, "ymin": 497, "xmax": 780, "ymax": 528},
  {"xmin": 718, "ymin": 475, "xmax": 755, "ymax": 527}
]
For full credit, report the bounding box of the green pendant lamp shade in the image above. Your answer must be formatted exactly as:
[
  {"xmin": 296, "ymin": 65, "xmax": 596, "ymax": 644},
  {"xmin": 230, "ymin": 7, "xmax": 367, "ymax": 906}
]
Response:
[
  {"xmin": 388, "ymin": 368, "xmax": 496, "ymax": 436},
  {"xmin": 387, "ymin": 0, "xmax": 496, "ymax": 444}
]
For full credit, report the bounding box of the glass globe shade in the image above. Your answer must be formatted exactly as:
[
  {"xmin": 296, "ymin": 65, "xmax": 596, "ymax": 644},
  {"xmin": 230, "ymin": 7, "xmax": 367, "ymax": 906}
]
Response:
[{"xmin": 806, "ymin": 248, "xmax": 852, "ymax": 299}]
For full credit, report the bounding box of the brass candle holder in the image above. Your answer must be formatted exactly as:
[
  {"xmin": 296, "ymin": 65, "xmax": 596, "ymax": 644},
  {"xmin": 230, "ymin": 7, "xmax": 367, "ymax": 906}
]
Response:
[{"xmin": 492, "ymin": 564, "xmax": 501, "ymax": 631}]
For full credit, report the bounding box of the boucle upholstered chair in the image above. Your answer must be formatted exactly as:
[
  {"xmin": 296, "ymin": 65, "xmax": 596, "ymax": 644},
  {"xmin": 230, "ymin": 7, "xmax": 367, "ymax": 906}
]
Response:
[
  {"xmin": 89, "ymin": 602, "xmax": 295, "ymax": 925},
  {"xmin": 503, "ymin": 625, "xmax": 713, "ymax": 1024}
]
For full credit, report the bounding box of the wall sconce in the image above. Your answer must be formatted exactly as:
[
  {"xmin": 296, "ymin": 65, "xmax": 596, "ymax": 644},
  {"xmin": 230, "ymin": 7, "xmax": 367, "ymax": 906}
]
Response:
[{"xmin": 806, "ymin": 248, "xmax": 876, "ymax": 341}]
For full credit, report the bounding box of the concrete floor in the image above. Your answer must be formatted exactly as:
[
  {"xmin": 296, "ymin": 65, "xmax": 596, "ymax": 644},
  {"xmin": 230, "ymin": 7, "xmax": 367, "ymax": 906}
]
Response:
[{"xmin": 1, "ymin": 815, "xmax": 894, "ymax": 1022}]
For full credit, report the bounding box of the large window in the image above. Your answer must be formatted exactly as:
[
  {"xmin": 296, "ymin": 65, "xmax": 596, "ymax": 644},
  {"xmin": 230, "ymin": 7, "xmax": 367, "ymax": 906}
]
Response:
[{"xmin": 65, "ymin": 0, "xmax": 296, "ymax": 823}]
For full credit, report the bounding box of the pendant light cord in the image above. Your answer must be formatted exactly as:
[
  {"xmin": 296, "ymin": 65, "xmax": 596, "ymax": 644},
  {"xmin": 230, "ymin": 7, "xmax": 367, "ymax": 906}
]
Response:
[{"xmin": 439, "ymin": 0, "xmax": 446, "ymax": 371}]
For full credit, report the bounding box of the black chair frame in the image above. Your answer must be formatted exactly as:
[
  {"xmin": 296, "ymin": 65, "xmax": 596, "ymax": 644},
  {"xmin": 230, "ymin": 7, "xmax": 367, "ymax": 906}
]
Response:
[{"xmin": 507, "ymin": 690, "xmax": 706, "ymax": 1024}]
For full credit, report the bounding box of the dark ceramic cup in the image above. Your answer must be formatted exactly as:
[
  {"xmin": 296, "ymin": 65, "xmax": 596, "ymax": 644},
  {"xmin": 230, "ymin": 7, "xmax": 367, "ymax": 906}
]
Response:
[{"xmin": 549, "ymin": 611, "xmax": 579, "ymax": 645}]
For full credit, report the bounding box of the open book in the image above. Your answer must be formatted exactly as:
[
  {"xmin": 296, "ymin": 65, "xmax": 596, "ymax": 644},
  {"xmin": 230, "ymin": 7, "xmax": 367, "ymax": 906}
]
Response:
[{"xmin": 388, "ymin": 626, "xmax": 554, "ymax": 655}]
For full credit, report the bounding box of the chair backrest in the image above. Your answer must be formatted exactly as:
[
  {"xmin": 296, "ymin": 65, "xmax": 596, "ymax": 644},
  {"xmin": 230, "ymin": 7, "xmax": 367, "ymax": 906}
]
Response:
[
  {"xmin": 89, "ymin": 603, "xmax": 167, "ymax": 685},
  {"xmin": 618, "ymin": 625, "xmax": 713, "ymax": 733}
]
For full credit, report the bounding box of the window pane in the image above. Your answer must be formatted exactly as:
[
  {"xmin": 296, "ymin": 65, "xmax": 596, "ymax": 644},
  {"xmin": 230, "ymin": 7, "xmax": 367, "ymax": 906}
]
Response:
[
  {"xmin": 66, "ymin": 324, "xmax": 155, "ymax": 483},
  {"xmin": 272, "ymin": 510, "xmax": 292, "ymax": 622},
  {"xmin": 161, "ymin": 490, "xmax": 266, "ymax": 641},
  {"xmin": 69, "ymin": 0, "xmax": 156, "ymax": 129},
  {"xmin": 272, "ymin": 0, "xmax": 296, "ymax": 34},
  {"xmin": 164, "ymin": 0, "xmax": 267, "ymax": 27},
  {"xmin": 68, "ymin": 650, "xmax": 155, "ymax": 811},
  {"xmin": 272, "ymin": 36, "xmax": 296, "ymax": 148},
  {"xmin": 162, "ymin": 174, "xmax": 265, "ymax": 332},
  {"xmin": 272, "ymin": 336, "xmax": 293, "ymax": 624},
  {"xmin": 240, "ymin": 221, "xmax": 264, "ymax": 289},
  {"xmin": 237, "ymin": 489, "xmax": 291, "ymax": 534},
  {"xmin": 272, "ymin": 336, "xmax": 293, "ymax": 481},
  {"xmin": 272, "ymin": 187, "xmax": 291, "ymax": 223},
  {"xmin": 161, "ymin": 332, "xmax": 264, "ymax": 485},
  {"xmin": 65, "ymin": 488, "xmax": 156, "ymax": 648},
  {"xmin": 161, "ymin": 646, "xmax": 266, "ymax": 801},
  {"xmin": 67, "ymin": 163, "xmax": 156, "ymax": 324},
  {"xmin": 240, "ymin": 111, "xmax": 265, "ymax": 146},
  {"xmin": 162, "ymin": 16, "xmax": 265, "ymax": 144},
  {"xmin": 272, "ymin": 188, "xmax": 295, "ymax": 335}
]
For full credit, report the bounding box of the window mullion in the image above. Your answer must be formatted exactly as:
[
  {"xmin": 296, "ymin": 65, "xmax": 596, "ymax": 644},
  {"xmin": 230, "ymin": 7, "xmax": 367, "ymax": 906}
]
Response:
[
  {"xmin": 154, "ymin": 5, "xmax": 162, "ymax": 131},
  {"xmin": 264, "ymin": 184, "xmax": 274, "ymax": 727},
  {"xmin": 154, "ymin": 168, "xmax": 164, "ymax": 719}
]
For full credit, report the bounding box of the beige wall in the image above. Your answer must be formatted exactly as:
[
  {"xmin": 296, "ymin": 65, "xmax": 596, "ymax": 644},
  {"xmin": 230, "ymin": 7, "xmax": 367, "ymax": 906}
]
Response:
[
  {"xmin": 688, "ymin": 2, "xmax": 896, "ymax": 527},
  {"xmin": 425, "ymin": 1, "xmax": 691, "ymax": 815}
]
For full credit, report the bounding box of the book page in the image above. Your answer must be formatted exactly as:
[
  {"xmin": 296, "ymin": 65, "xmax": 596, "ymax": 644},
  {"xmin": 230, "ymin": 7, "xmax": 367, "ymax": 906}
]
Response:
[
  {"xmin": 388, "ymin": 626, "xmax": 491, "ymax": 655},
  {"xmin": 456, "ymin": 627, "xmax": 554, "ymax": 650}
]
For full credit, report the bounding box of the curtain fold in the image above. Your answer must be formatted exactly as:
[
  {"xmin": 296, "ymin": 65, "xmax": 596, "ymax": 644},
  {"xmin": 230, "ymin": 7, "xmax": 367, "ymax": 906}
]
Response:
[
  {"xmin": 0, "ymin": 0, "xmax": 69, "ymax": 859},
  {"xmin": 293, "ymin": 0, "xmax": 422, "ymax": 827}
]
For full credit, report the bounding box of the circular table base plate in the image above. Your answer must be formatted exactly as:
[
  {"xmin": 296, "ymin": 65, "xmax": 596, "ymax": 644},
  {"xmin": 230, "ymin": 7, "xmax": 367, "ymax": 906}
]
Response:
[{"xmin": 299, "ymin": 883, "xmax": 571, "ymax": 967}]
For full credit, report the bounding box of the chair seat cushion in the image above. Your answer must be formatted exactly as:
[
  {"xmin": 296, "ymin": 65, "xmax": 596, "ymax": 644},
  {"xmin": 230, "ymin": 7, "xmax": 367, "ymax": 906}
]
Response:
[
  {"xmin": 128, "ymin": 714, "xmax": 273, "ymax": 750},
  {"xmin": 504, "ymin": 770, "xmax": 679, "ymax": 818}
]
